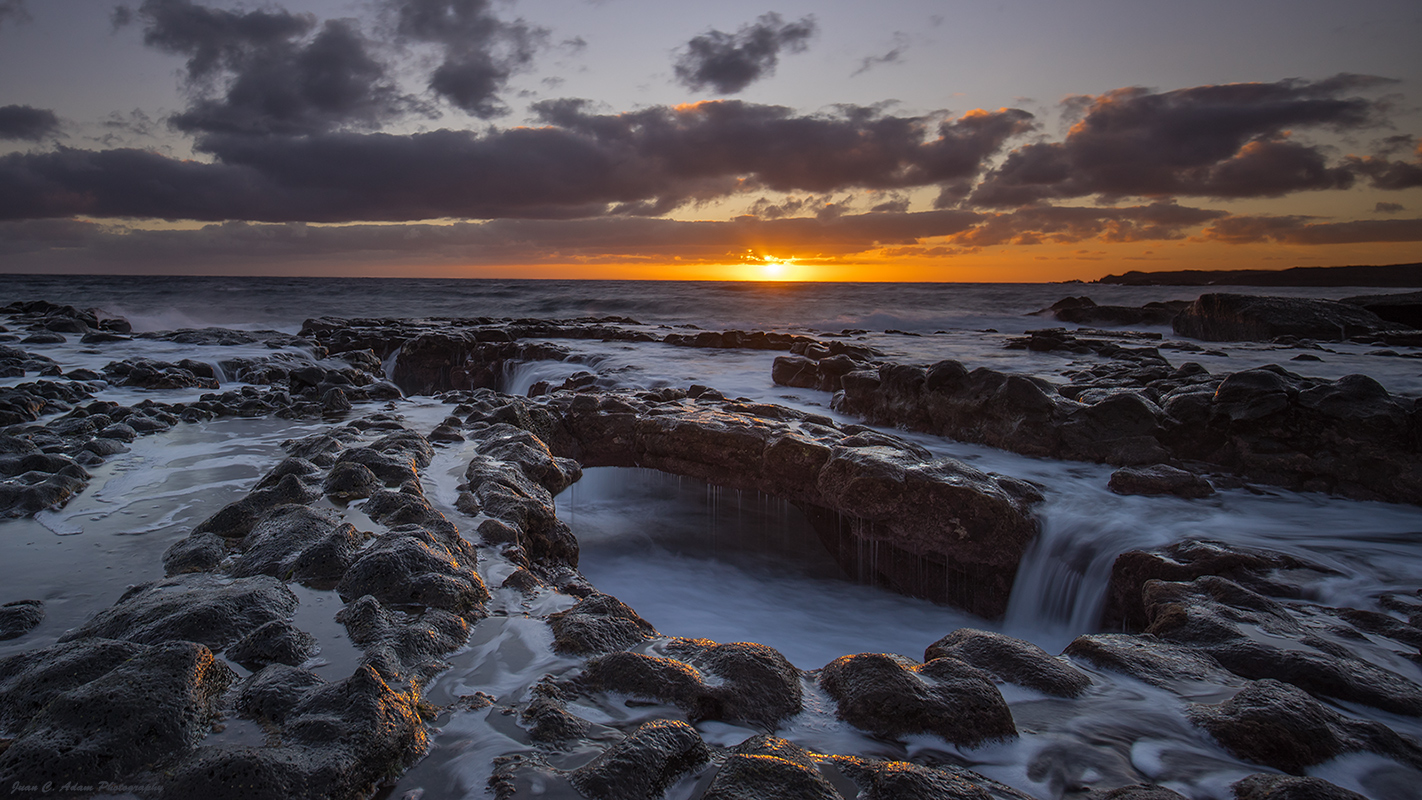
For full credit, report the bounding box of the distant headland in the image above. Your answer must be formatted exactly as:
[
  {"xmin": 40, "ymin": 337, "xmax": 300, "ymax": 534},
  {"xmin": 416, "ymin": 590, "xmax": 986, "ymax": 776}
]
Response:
[{"xmin": 1095, "ymin": 262, "xmax": 1422, "ymax": 287}]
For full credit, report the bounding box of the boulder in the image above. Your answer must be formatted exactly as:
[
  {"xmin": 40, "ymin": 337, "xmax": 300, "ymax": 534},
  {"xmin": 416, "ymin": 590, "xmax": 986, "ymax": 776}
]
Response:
[
  {"xmin": 59, "ymin": 573, "xmax": 298, "ymax": 651},
  {"xmin": 1232, "ymin": 773, "xmax": 1368, "ymax": 800},
  {"xmin": 567, "ymin": 719, "xmax": 711, "ymax": 800},
  {"xmin": 1108, "ymin": 464, "xmax": 1215, "ymax": 499},
  {"xmin": 702, "ymin": 736, "xmax": 839, "ymax": 800},
  {"xmin": 924, "ymin": 628, "xmax": 1091, "ymax": 697},
  {"xmin": 818, "ymin": 652, "xmax": 1016, "ymax": 746},
  {"xmin": 0, "ymin": 599, "xmax": 43, "ymax": 640},
  {"xmin": 335, "ymin": 525, "xmax": 487, "ymax": 617},
  {"xmin": 232, "ymin": 504, "xmax": 364, "ymax": 586},
  {"xmin": 547, "ymin": 593, "xmax": 658, "ymax": 655}
]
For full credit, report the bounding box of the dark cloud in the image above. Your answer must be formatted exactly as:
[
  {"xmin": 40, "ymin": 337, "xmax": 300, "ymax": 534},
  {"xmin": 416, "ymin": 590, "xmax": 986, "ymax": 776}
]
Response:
[
  {"xmin": 1349, "ymin": 141, "xmax": 1422, "ymax": 190},
  {"xmin": 0, "ymin": 105, "xmax": 59, "ymax": 141},
  {"xmin": 0, "ymin": 0, "xmax": 30, "ymax": 27},
  {"xmin": 852, "ymin": 33, "xmax": 908, "ymax": 77},
  {"xmin": 946, "ymin": 203, "xmax": 1226, "ymax": 247},
  {"xmin": 1203, "ymin": 215, "xmax": 1422, "ymax": 245},
  {"xmin": 972, "ymin": 75, "xmax": 1395, "ymax": 206},
  {"xmin": 386, "ymin": 0, "xmax": 547, "ymax": 118},
  {"xmin": 673, "ymin": 13, "xmax": 817, "ymax": 94},
  {"xmin": 0, "ymin": 102, "xmax": 1031, "ymax": 222},
  {"xmin": 0, "ymin": 209, "xmax": 984, "ymax": 271},
  {"xmin": 1375, "ymin": 202, "xmax": 1405, "ymax": 214},
  {"xmin": 125, "ymin": 0, "xmax": 402, "ymax": 137}
]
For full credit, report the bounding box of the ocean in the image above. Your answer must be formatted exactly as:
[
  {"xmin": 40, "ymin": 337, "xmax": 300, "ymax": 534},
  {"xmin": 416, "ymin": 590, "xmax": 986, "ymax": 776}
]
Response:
[{"xmin": 2, "ymin": 274, "xmax": 1420, "ymax": 799}]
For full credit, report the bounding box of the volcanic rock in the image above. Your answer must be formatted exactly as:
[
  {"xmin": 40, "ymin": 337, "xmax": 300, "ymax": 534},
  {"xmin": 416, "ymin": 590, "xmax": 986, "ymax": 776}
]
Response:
[
  {"xmin": 818, "ymin": 652, "xmax": 1016, "ymax": 746},
  {"xmin": 1172, "ymin": 294, "xmax": 1393, "ymax": 342}
]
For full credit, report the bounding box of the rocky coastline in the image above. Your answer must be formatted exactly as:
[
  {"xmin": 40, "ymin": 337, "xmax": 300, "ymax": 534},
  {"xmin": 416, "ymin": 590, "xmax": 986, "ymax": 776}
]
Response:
[{"xmin": 2, "ymin": 294, "xmax": 1421, "ymax": 799}]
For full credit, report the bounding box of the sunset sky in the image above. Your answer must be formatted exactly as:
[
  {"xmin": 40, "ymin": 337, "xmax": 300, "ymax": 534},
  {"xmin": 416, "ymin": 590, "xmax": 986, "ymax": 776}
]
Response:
[{"xmin": 1, "ymin": 0, "xmax": 1419, "ymax": 281}]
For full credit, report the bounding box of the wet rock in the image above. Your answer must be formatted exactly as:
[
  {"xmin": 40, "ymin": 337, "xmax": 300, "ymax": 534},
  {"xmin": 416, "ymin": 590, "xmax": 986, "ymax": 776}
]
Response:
[
  {"xmin": 226, "ymin": 620, "xmax": 319, "ymax": 668},
  {"xmin": 1173, "ymin": 294, "xmax": 1393, "ymax": 342},
  {"xmin": 567, "ymin": 719, "xmax": 711, "ymax": 800},
  {"xmin": 1063, "ymin": 633, "xmax": 1233, "ymax": 687},
  {"xmin": 1108, "ymin": 464, "xmax": 1215, "ymax": 498},
  {"xmin": 702, "ymin": 735, "xmax": 839, "ymax": 800},
  {"xmin": 163, "ymin": 532, "xmax": 228, "ymax": 575},
  {"xmin": 1189, "ymin": 679, "xmax": 1422, "ymax": 774},
  {"xmin": 547, "ymin": 593, "xmax": 658, "ymax": 655},
  {"xmin": 830, "ymin": 756, "xmax": 1030, "ymax": 800},
  {"xmin": 236, "ymin": 664, "xmax": 326, "ymax": 724},
  {"xmin": 321, "ymin": 460, "xmax": 380, "ymax": 500},
  {"xmin": 333, "ymin": 446, "xmax": 419, "ymax": 485},
  {"xmin": 550, "ymin": 391, "xmax": 1039, "ymax": 617},
  {"xmin": 1232, "ymin": 773, "xmax": 1369, "ymax": 800},
  {"xmin": 232, "ymin": 504, "xmax": 364, "ymax": 586},
  {"xmin": 193, "ymin": 473, "xmax": 322, "ymax": 539},
  {"xmin": 253, "ymin": 457, "xmax": 321, "ymax": 491},
  {"xmin": 1086, "ymin": 786, "xmax": 1190, "ymax": 800},
  {"xmin": 924, "ymin": 628, "xmax": 1091, "ymax": 698},
  {"xmin": 470, "ymin": 423, "xmax": 582, "ymax": 494},
  {"xmin": 1342, "ymin": 289, "xmax": 1422, "ymax": 329},
  {"xmin": 59, "ymin": 573, "xmax": 298, "ymax": 651},
  {"xmin": 21, "ymin": 331, "xmax": 66, "ymax": 344},
  {"xmin": 335, "ymin": 525, "xmax": 487, "ymax": 617},
  {"xmin": 664, "ymin": 638, "xmax": 803, "ymax": 728},
  {"xmin": 360, "ymin": 487, "xmax": 447, "ymax": 528},
  {"xmin": 0, "ymin": 641, "xmax": 232, "ymax": 790},
  {"xmin": 0, "ymin": 600, "xmax": 43, "ymax": 640},
  {"xmin": 1143, "ymin": 576, "xmax": 1422, "ymax": 714},
  {"xmin": 520, "ymin": 690, "xmax": 591, "ymax": 744},
  {"xmin": 818, "ymin": 652, "xmax": 1016, "ymax": 746},
  {"xmin": 1102, "ymin": 540, "xmax": 1329, "ymax": 632},
  {"xmin": 174, "ymin": 664, "xmax": 426, "ymax": 800},
  {"xmin": 104, "ymin": 357, "xmax": 220, "ymax": 390}
]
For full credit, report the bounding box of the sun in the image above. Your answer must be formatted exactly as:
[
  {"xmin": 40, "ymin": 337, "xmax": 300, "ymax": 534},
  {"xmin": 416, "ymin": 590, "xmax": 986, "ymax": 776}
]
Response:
[{"xmin": 753, "ymin": 255, "xmax": 796, "ymax": 281}]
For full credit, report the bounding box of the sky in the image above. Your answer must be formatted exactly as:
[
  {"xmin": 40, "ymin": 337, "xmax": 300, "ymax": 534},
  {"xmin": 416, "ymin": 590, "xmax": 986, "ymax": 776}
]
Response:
[{"xmin": 0, "ymin": 0, "xmax": 1420, "ymax": 282}]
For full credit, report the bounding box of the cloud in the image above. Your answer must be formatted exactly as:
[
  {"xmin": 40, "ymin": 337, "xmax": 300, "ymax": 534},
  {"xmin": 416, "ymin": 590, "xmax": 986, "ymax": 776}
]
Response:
[
  {"xmin": 0, "ymin": 102, "xmax": 1032, "ymax": 222},
  {"xmin": 1375, "ymin": 202, "xmax": 1405, "ymax": 214},
  {"xmin": 972, "ymin": 75, "xmax": 1395, "ymax": 206},
  {"xmin": 386, "ymin": 0, "xmax": 547, "ymax": 118},
  {"xmin": 852, "ymin": 33, "xmax": 908, "ymax": 77},
  {"xmin": 126, "ymin": 0, "xmax": 404, "ymax": 136},
  {"xmin": 0, "ymin": 0, "xmax": 30, "ymax": 27},
  {"xmin": 673, "ymin": 13, "xmax": 817, "ymax": 94},
  {"xmin": 0, "ymin": 209, "xmax": 985, "ymax": 271},
  {"xmin": 1202, "ymin": 215, "xmax": 1422, "ymax": 244},
  {"xmin": 0, "ymin": 105, "xmax": 59, "ymax": 141},
  {"xmin": 946, "ymin": 202, "xmax": 1227, "ymax": 247},
  {"xmin": 1348, "ymin": 140, "xmax": 1422, "ymax": 190}
]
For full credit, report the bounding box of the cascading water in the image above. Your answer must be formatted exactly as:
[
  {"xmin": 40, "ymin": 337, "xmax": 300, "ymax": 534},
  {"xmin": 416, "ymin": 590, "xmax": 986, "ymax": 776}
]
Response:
[
  {"xmin": 499, "ymin": 359, "xmax": 591, "ymax": 396},
  {"xmin": 381, "ymin": 343, "xmax": 402, "ymax": 383}
]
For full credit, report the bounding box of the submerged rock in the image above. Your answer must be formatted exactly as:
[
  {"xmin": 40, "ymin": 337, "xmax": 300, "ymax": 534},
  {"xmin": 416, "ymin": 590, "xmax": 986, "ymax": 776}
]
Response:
[
  {"xmin": 0, "ymin": 599, "xmax": 43, "ymax": 640},
  {"xmin": 1108, "ymin": 464, "xmax": 1215, "ymax": 498},
  {"xmin": 702, "ymin": 736, "xmax": 839, "ymax": 800},
  {"xmin": 924, "ymin": 628, "xmax": 1091, "ymax": 698}
]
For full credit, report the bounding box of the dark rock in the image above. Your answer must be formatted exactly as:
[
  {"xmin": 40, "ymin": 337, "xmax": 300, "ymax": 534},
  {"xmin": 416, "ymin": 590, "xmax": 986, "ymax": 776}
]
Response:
[
  {"xmin": 520, "ymin": 695, "xmax": 590, "ymax": 744},
  {"xmin": 664, "ymin": 638, "xmax": 803, "ymax": 728},
  {"xmin": 0, "ymin": 641, "xmax": 232, "ymax": 790},
  {"xmin": 162, "ymin": 532, "xmax": 228, "ymax": 575},
  {"xmin": 1143, "ymin": 576, "xmax": 1422, "ymax": 715},
  {"xmin": 226, "ymin": 620, "xmax": 319, "ymax": 668},
  {"xmin": 702, "ymin": 735, "xmax": 839, "ymax": 800},
  {"xmin": 1173, "ymin": 294, "xmax": 1392, "ymax": 342},
  {"xmin": 232, "ymin": 504, "xmax": 364, "ymax": 586},
  {"xmin": 1232, "ymin": 773, "xmax": 1369, "ymax": 800},
  {"xmin": 335, "ymin": 525, "xmax": 487, "ymax": 616},
  {"xmin": 1063, "ymin": 633, "xmax": 1232, "ymax": 687},
  {"xmin": 1108, "ymin": 464, "xmax": 1215, "ymax": 498},
  {"xmin": 361, "ymin": 487, "xmax": 448, "ymax": 529},
  {"xmin": 1189, "ymin": 679, "xmax": 1422, "ymax": 774},
  {"xmin": 0, "ymin": 600, "xmax": 43, "ymax": 640},
  {"xmin": 236, "ymin": 664, "xmax": 326, "ymax": 724},
  {"xmin": 547, "ymin": 593, "xmax": 658, "ymax": 655},
  {"xmin": 21, "ymin": 331, "xmax": 66, "ymax": 344},
  {"xmin": 59, "ymin": 573, "xmax": 298, "ymax": 651},
  {"xmin": 1102, "ymin": 539, "xmax": 1329, "ymax": 632},
  {"xmin": 333, "ymin": 446, "xmax": 420, "ymax": 486},
  {"xmin": 830, "ymin": 756, "xmax": 1028, "ymax": 800},
  {"xmin": 1341, "ymin": 289, "xmax": 1422, "ymax": 329},
  {"xmin": 193, "ymin": 473, "xmax": 322, "ymax": 538},
  {"xmin": 1086, "ymin": 786, "xmax": 1190, "ymax": 800},
  {"xmin": 253, "ymin": 457, "xmax": 321, "ymax": 491},
  {"xmin": 567, "ymin": 719, "xmax": 711, "ymax": 800},
  {"xmin": 818, "ymin": 652, "xmax": 1016, "ymax": 746},
  {"xmin": 322, "ymin": 460, "xmax": 381, "ymax": 500},
  {"xmin": 924, "ymin": 628, "xmax": 1091, "ymax": 698}
]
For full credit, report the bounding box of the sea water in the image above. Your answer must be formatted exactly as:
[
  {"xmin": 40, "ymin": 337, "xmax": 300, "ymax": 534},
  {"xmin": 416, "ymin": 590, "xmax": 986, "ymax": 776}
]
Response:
[{"xmin": 4, "ymin": 274, "xmax": 1422, "ymax": 799}]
